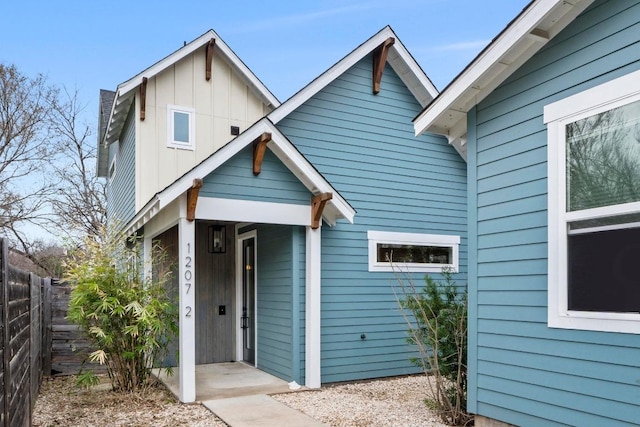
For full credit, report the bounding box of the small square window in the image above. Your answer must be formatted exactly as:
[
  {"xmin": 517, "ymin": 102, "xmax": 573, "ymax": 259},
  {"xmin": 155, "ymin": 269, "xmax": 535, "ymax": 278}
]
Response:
[
  {"xmin": 367, "ymin": 231, "xmax": 459, "ymax": 273},
  {"xmin": 167, "ymin": 105, "xmax": 195, "ymax": 150}
]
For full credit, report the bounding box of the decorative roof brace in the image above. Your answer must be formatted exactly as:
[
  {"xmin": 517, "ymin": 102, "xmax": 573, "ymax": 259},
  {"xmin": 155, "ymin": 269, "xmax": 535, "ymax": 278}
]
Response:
[
  {"xmin": 140, "ymin": 77, "xmax": 148, "ymax": 121},
  {"xmin": 252, "ymin": 132, "xmax": 272, "ymax": 175},
  {"xmin": 372, "ymin": 37, "xmax": 395, "ymax": 94},
  {"xmin": 311, "ymin": 192, "xmax": 332, "ymax": 229},
  {"xmin": 186, "ymin": 178, "xmax": 203, "ymax": 221},
  {"xmin": 206, "ymin": 38, "xmax": 216, "ymax": 81}
]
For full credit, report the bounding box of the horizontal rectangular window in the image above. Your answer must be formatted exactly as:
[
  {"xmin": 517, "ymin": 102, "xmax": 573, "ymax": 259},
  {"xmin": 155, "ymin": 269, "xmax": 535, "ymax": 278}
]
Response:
[
  {"xmin": 368, "ymin": 231, "xmax": 459, "ymax": 273},
  {"xmin": 377, "ymin": 244, "xmax": 452, "ymax": 265}
]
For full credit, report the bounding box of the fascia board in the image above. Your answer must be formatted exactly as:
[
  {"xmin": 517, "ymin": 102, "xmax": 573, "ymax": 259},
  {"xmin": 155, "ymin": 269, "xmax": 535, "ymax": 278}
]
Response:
[
  {"xmin": 269, "ymin": 26, "xmax": 431, "ymax": 124},
  {"xmin": 387, "ymin": 38, "xmax": 438, "ymax": 105},
  {"xmin": 413, "ymin": 0, "xmax": 590, "ymax": 137},
  {"xmin": 116, "ymin": 30, "xmax": 279, "ymax": 108},
  {"xmin": 157, "ymin": 121, "xmax": 270, "ymax": 209},
  {"xmin": 145, "ymin": 118, "xmax": 354, "ymax": 228},
  {"xmin": 266, "ymin": 125, "xmax": 356, "ymax": 224}
]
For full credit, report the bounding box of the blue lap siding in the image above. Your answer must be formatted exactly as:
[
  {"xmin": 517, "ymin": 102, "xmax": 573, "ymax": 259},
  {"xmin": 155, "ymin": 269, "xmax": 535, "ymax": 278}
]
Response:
[
  {"xmin": 200, "ymin": 146, "xmax": 310, "ymax": 205},
  {"xmin": 468, "ymin": 1, "xmax": 640, "ymax": 425},
  {"xmin": 107, "ymin": 105, "xmax": 136, "ymax": 226},
  {"xmin": 237, "ymin": 224, "xmax": 305, "ymax": 384},
  {"xmin": 277, "ymin": 55, "xmax": 467, "ymax": 383}
]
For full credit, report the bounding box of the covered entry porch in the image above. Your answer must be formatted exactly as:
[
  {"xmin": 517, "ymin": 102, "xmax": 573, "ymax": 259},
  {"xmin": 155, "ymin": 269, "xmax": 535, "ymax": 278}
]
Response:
[
  {"xmin": 128, "ymin": 120, "xmax": 355, "ymax": 402},
  {"xmin": 157, "ymin": 362, "xmax": 293, "ymax": 401}
]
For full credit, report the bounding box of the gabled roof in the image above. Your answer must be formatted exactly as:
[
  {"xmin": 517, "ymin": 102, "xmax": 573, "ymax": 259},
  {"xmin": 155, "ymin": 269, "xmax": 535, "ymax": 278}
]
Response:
[
  {"xmin": 125, "ymin": 118, "xmax": 355, "ymax": 235},
  {"xmin": 102, "ymin": 29, "xmax": 280, "ymax": 146},
  {"xmin": 413, "ymin": 0, "xmax": 595, "ymax": 160},
  {"xmin": 268, "ymin": 25, "xmax": 438, "ymax": 124}
]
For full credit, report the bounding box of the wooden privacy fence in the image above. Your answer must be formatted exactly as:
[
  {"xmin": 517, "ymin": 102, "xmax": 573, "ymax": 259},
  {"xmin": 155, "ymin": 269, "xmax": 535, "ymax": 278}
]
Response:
[
  {"xmin": 50, "ymin": 279, "xmax": 102, "ymax": 376},
  {"xmin": 0, "ymin": 239, "xmax": 50, "ymax": 427}
]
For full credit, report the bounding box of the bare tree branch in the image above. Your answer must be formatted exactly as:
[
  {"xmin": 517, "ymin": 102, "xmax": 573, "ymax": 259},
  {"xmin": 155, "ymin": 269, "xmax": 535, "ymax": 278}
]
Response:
[
  {"xmin": 47, "ymin": 87, "xmax": 106, "ymax": 242},
  {"xmin": 0, "ymin": 63, "xmax": 59, "ymax": 247}
]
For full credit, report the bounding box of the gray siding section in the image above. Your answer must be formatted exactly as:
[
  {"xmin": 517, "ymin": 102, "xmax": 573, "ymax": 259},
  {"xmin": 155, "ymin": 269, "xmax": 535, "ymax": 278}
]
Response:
[
  {"xmin": 107, "ymin": 105, "xmax": 136, "ymax": 226},
  {"xmin": 256, "ymin": 224, "xmax": 297, "ymax": 381},
  {"xmin": 470, "ymin": 1, "xmax": 640, "ymax": 425},
  {"xmin": 201, "ymin": 145, "xmax": 310, "ymax": 205},
  {"xmin": 278, "ymin": 56, "xmax": 467, "ymax": 383}
]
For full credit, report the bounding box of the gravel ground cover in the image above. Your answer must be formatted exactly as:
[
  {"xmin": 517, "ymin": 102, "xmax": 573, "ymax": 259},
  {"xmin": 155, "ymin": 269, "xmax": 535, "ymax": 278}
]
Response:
[
  {"xmin": 273, "ymin": 375, "xmax": 448, "ymax": 427},
  {"xmin": 33, "ymin": 373, "xmax": 448, "ymax": 427}
]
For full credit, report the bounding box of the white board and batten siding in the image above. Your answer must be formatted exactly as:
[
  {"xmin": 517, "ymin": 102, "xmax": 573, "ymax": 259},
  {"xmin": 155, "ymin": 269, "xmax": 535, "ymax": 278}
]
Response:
[
  {"xmin": 468, "ymin": 1, "xmax": 640, "ymax": 425},
  {"xmin": 277, "ymin": 55, "xmax": 467, "ymax": 383},
  {"xmin": 135, "ymin": 46, "xmax": 270, "ymax": 212}
]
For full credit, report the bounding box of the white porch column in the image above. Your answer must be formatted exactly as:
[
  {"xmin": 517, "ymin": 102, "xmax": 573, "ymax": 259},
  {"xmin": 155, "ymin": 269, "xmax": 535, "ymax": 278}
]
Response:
[
  {"xmin": 305, "ymin": 225, "xmax": 321, "ymax": 388},
  {"xmin": 142, "ymin": 236, "xmax": 152, "ymax": 282},
  {"xmin": 178, "ymin": 208, "xmax": 196, "ymax": 402}
]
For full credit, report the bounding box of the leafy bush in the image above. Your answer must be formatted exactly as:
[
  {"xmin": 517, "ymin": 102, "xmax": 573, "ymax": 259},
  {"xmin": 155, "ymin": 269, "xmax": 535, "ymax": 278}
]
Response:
[
  {"xmin": 397, "ymin": 269, "xmax": 471, "ymax": 426},
  {"xmin": 65, "ymin": 230, "xmax": 178, "ymax": 391}
]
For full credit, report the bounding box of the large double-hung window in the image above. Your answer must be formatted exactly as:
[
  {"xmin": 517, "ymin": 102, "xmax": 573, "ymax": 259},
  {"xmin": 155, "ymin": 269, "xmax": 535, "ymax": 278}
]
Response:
[{"xmin": 545, "ymin": 69, "xmax": 640, "ymax": 333}]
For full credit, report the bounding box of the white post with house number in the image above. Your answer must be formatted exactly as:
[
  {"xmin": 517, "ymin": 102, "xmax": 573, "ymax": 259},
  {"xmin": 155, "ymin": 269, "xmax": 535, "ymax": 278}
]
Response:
[{"xmin": 178, "ymin": 216, "xmax": 196, "ymax": 402}]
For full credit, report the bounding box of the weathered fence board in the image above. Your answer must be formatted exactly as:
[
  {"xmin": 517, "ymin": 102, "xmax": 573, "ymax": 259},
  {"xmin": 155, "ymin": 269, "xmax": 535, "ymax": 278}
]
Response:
[
  {"xmin": 0, "ymin": 239, "xmax": 48, "ymax": 427},
  {"xmin": 0, "ymin": 241, "xmax": 6, "ymax": 427},
  {"xmin": 50, "ymin": 280, "xmax": 104, "ymax": 375}
]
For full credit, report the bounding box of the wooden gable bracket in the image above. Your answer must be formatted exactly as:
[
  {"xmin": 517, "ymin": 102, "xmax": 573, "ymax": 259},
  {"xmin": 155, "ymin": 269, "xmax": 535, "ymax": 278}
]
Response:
[
  {"xmin": 252, "ymin": 132, "xmax": 272, "ymax": 176},
  {"xmin": 311, "ymin": 192, "xmax": 333, "ymax": 229},
  {"xmin": 186, "ymin": 178, "xmax": 203, "ymax": 222},
  {"xmin": 206, "ymin": 38, "xmax": 216, "ymax": 81},
  {"xmin": 372, "ymin": 37, "xmax": 395, "ymax": 94},
  {"xmin": 140, "ymin": 77, "xmax": 148, "ymax": 121}
]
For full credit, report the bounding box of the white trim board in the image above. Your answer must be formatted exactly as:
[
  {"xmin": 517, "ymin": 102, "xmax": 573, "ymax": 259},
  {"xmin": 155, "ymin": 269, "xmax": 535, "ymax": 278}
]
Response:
[
  {"xmin": 197, "ymin": 198, "xmax": 310, "ymax": 226},
  {"xmin": 413, "ymin": 0, "xmax": 595, "ymax": 152},
  {"xmin": 123, "ymin": 117, "xmax": 355, "ymax": 236},
  {"xmin": 104, "ymin": 29, "xmax": 279, "ymax": 145}
]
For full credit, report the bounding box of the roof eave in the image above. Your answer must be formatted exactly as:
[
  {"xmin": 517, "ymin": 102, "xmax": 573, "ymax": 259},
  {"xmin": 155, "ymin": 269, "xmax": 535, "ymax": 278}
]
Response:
[
  {"xmin": 103, "ymin": 29, "xmax": 280, "ymax": 146},
  {"xmin": 125, "ymin": 118, "xmax": 355, "ymax": 233},
  {"xmin": 269, "ymin": 26, "xmax": 438, "ymax": 124},
  {"xmin": 413, "ymin": 0, "xmax": 595, "ymax": 140}
]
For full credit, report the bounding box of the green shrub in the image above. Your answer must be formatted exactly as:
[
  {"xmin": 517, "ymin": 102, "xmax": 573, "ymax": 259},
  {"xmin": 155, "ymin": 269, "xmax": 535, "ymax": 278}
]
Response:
[
  {"xmin": 65, "ymin": 230, "xmax": 178, "ymax": 392},
  {"xmin": 397, "ymin": 269, "xmax": 471, "ymax": 426}
]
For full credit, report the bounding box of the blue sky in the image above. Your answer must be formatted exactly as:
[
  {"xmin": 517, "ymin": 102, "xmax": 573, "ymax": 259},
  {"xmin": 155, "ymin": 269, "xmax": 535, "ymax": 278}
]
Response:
[{"xmin": 2, "ymin": 0, "xmax": 529, "ymax": 127}]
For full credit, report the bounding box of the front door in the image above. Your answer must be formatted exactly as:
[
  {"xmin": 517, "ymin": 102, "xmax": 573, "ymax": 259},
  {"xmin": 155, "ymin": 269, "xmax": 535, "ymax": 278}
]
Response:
[
  {"xmin": 241, "ymin": 237, "xmax": 256, "ymax": 364},
  {"xmin": 195, "ymin": 221, "xmax": 235, "ymax": 364}
]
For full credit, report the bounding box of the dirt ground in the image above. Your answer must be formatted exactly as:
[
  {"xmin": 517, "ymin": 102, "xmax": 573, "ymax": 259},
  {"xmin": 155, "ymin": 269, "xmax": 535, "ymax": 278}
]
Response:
[
  {"xmin": 33, "ymin": 374, "xmax": 449, "ymax": 427},
  {"xmin": 32, "ymin": 375, "xmax": 225, "ymax": 427}
]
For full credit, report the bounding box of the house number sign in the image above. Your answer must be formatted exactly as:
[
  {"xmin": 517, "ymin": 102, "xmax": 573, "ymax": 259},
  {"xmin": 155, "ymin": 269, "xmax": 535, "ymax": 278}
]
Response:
[{"xmin": 184, "ymin": 242, "xmax": 193, "ymax": 318}]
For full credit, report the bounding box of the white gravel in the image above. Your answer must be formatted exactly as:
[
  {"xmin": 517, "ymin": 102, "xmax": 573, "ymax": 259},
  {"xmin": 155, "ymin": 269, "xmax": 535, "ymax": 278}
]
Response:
[{"xmin": 272, "ymin": 374, "xmax": 448, "ymax": 427}]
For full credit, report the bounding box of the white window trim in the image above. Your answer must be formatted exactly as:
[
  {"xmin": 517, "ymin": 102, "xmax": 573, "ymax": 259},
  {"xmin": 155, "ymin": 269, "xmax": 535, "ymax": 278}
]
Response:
[
  {"xmin": 367, "ymin": 230, "xmax": 459, "ymax": 273},
  {"xmin": 544, "ymin": 68, "xmax": 640, "ymax": 334},
  {"xmin": 109, "ymin": 152, "xmax": 117, "ymax": 182},
  {"xmin": 167, "ymin": 105, "xmax": 195, "ymax": 150}
]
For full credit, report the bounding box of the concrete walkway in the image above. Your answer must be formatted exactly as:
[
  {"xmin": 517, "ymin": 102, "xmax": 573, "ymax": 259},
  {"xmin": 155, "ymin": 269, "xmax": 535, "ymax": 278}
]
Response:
[
  {"xmin": 157, "ymin": 362, "xmax": 326, "ymax": 426},
  {"xmin": 204, "ymin": 394, "xmax": 325, "ymax": 427}
]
